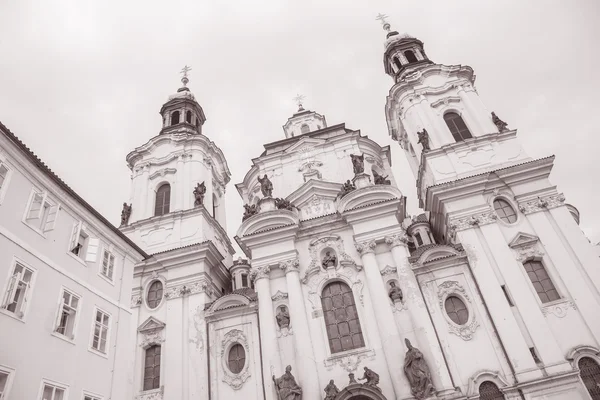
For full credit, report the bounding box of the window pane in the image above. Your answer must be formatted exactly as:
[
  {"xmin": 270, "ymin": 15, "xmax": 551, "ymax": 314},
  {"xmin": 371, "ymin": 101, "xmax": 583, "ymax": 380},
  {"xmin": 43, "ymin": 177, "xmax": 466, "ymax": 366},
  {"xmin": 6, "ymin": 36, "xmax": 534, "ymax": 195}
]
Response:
[
  {"xmin": 479, "ymin": 381, "xmax": 505, "ymax": 400},
  {"xmin": 493, "ymin": 199, "xmax": 517, "ymax": 223},
  {"xmin": 144, "ymin": 345, "xmax": 161, "ymax": 390},
  {"xmin": 444, "ymin": 112, "xmax": 472, "ymax": 142},
  {"xmin": 155, "ymin": 184, "xmax": 171, "ymax": 216},
  {"xmin": 522, "ymin": 261, "xmax": 559, "ymax": 303},
  {"xmin": 147, "ymin": 281, "xmax": 163, "ymax": 309},
  {"xmin": 321, "ymin": 281, "xmax": 364, "ymax": 354},
  {"xmin": 445, "ymin": 296, "xmax": 469, "ymax": 325}
]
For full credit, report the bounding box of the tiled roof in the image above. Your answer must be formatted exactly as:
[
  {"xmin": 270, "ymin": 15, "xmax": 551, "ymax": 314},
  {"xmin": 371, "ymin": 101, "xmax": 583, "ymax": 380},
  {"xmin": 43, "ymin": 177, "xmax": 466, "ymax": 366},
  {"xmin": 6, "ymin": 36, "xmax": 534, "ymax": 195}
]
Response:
[
  {"xmin": 204, "ymin": 287, "xmax": 258, "ymax": 310},
  {"xmin": 0, "ymin": 121, "xmax": 149, "ymax": 259}
]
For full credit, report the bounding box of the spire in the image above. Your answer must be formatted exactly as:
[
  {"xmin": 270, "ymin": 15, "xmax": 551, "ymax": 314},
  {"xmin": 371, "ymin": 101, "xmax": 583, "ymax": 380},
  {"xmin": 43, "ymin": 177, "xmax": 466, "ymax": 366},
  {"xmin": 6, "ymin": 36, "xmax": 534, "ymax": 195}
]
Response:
[
  {"xmin": 293, "ymin": 94, "xmax": 306, "ymax": 112},
  {"xmin": 376, "ymin": 13, "xmax": 391, "ymax": 33},
  {"xmin": 178, "ymin": 65, "xmax": 192, "ymax": 93},
  {"xmin": 159, "ymin": 66, "xmax": 206, "ymax": 135}
]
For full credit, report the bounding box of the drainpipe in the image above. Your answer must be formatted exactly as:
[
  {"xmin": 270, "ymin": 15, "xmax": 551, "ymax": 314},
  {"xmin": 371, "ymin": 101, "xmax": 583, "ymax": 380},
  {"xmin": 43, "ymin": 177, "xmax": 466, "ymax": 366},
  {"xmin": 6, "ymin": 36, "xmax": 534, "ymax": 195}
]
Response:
[
  {"xmin": 108, "ymin": 252, "xmax": 127, "ymax": 400},
  {"xmin": 256, "ymin": 306, "xmax": 267, "ymax": 400},
  {"xmin": 207, "ymin": 320, "xmax": 211, "ymax": 400}
]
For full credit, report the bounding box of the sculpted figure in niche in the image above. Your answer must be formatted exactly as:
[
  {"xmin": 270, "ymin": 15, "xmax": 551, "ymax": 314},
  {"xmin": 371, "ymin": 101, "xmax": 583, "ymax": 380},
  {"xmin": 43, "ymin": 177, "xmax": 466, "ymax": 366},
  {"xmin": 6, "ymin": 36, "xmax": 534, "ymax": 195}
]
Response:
[
  {"xmin": 350, "ymin": 153, "xmax": 365, "ymax": 174},
  {"xmin": 491, "ymin": 111, "xmax": 509, "ymax": 132},
  {"xmin": 273, "ymin": 365, "xmax": 302, "ymax": 400},
  {"xmin": 120, "ymin": 203, "xmax": 132, "ymax": 226},
  {"xmin": 417, "ymin": 129, "xmax": 430, "ymax": 152},
  {"xmin": 321, "ymin": 251, "xmax": 337, "ymax": 269},
  {"xmin": 372, "ymin": 169, "xmax": 391, "ymax": 185},
  {"xmin": 388, "ymin": 281, "xmax": 403, "ymax": 303},
  {"xmin": 358, "ymin": 366, "xmax": 380, "ymax": 388},
  {"xmin": 324, "ymin": 380, "xmax": 339, "ymax": 400},
  {"xmin": 404, "ymin": 338, "xmax": 436, "ymax": 400},
  {"xmin": 242, "ymin": 204, "xmax": 258, "ymax": 221},
  {"xmin": 276, "ymin": 306, "xmax": 290, "ymax": 329},
  {"xmin": 258, "ymin": 174, "xmax": 273, "ymax": 197},
  {"xmin": 193, "ymin": 182, "xmax": 206, "ymax": 206}
]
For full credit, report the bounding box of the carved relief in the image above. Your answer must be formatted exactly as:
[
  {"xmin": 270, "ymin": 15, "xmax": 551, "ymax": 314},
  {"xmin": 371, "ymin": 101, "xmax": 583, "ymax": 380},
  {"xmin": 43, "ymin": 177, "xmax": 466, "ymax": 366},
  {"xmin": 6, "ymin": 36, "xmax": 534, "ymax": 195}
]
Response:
[
  {"xmin": 135, "ymin": 387, "xmax": 164, "ymax": 400},
  {"xmin": 131, "ymin": 293, "xmax": 143, "ymax": 308},
  {"xmin": 279, "ymin": 258, "xmax": 300, "ymax": 274},
  {"xmin": 447, "ymin": 211, "xmax": 498, "ymax": 240},
  {"xmin": 514, "ymin": 247, "xmax": 545, "ymax": 263},
  {"xmin": 542, "ymin": 300, "xmax": 577, "ymax": 318},
  {"xmin": 164, "ymin": 280, "xmax": 212, "ymax": 300},
  {"xmin": 138, "ymin": 317, "xmax": 166, "ymax": 348},
  {"xmin": 304, "ymin": 235, "xmax": 358, "ymax": 281},
  {"xmin": 250, "ymin": 266, "xmax": 270, "ymax": 283},
  {"xmin": 518, "ymin": 194, "xmax": 566, "ymax": 214},
  {"xmin": 220, "ymin": 329, "xmax": 251, "ymax": 390},
  {"xmin": 354, "ymin": 240, "xmax": 376, "ymax": 255},
  {"xmin": 303, "ymin": 263, "xmax": 364, "ymax": 310},
  {"xmin": 324, "ymin": 349, "xmax": 376, "ymax": 373},
  {"xmin": 437, "ymin": 281, "xmax": 479, "ymax": 341}
]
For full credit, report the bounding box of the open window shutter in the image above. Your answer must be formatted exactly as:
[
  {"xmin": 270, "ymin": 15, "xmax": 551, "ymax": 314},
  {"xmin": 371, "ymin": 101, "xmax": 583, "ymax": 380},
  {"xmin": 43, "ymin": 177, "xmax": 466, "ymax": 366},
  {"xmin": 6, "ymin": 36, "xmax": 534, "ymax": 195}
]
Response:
[
  {"xmin": 2, "ymin": 273, "xmax": 18, "ymax": 308},
  {"xmin": 69, "ymin": 222, "xmax": 81, "ymax": 252},
  {"xmin": 44, "ymin": 204, "xmax": 60, "ymax": 232},
  {"xmin": 54, "ymin": 292, "xmax": 65, "ymax": 330},
  {"xmin": 86, "ymin": 238, "xmax": 100, "ymax": 262},
  {"xmin": 26, "ymin": 191, "xmax": 44, "ymax": 222},
  {"xmin": 18, "ymin": 280, "xmax": 31, "ymax": 317}
]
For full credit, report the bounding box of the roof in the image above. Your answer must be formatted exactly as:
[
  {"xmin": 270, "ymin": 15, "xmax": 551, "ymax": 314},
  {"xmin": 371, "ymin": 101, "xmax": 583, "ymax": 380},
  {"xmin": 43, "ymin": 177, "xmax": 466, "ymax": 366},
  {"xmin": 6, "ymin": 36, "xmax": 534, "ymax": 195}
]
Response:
[
  {"xmin": 409, "ymin": 243, "xmax": 463, "ymax": 261},
  {"xmin": 0, "ymin": 120, "xmax": 149, "ymax": 259},
  {"xmin": 204, "ymin": 287, "xmax": 258, "ymax": 310}
]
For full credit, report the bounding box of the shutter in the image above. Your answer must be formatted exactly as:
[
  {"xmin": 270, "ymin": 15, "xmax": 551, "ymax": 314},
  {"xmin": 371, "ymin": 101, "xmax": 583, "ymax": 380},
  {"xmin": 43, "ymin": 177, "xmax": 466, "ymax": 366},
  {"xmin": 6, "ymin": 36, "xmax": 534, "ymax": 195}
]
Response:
[
  {"xmin": 86, "ymin": 238, "xmax": 100, "ymax": 262},
  {"xmin": 2, "ymin": 273, "xmax": 18, "ymax": 308},
  {"xmin": 26, "ymin": 191, "xmax": 44, "ymax": 222},
  {"xmin": 55, "ymin": 292, "xmax": 65, "ymax": 330},
  {"xmin": 44, "ymin": 204, "xmax": 60, "ymax": 232},
  {"xmin": 69, "ymin": 222, "xmax": 82, "ymax": 252}
]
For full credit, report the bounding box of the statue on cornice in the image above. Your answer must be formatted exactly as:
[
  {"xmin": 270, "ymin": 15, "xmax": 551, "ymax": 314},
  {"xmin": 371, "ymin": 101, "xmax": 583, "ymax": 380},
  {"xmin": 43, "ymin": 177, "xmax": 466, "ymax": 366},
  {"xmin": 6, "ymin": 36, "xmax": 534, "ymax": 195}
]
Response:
[
  {"xmin": 242, "ymin": 204, "xmax": 258, "ymax": 221},
  {"xmin": 120, "ymin": 203, "xmax": 132, "ymax": 226},
  {"xmin": 372, "ymin": 169, "xmax": 391, "ymax": 185},
  {"xmin": 417, "ymin": 129, "xmax": 430, "ymax": 152},
  {"xmin": 358, "ymin": 366, "xmax": 380, "ymax": 388},
  {"xmin": 491, "ymin": 111, "xmax": 509, "ymax": 132},
  {"xmin": 404, "ymin": 339, "xmax": 436, "ymax": 400},
  {"xmin": 338, "ymin": 180, "xmax": 356, "ymax": 198},
  {"xmin": 258, "ymin": 174, "xmax": 273, "ymax": 197},
  {"xmin": 324, "ymin": 380, "xmax": 339, "ymax": 400},
  {"xmin": 193, "ymin": 182, "xmax": 206, "ymax": 206},
  {"xmin": 388, "ymin": 281, "xmax": 403, "ymax": 303},
  {"xmin": 276, "ymin": 306, "xmax": 290, "ymax": 329},
  {"xmin": 275, "ymin": 198, "xmax": 299, "ymax": 212},
  {"xmin": 273, "ymin": 365, "xmax": 302, "ymax": 400},
  {"xmin": 350, "ymin": 153, "xmax": 365, "ymax": 174}
]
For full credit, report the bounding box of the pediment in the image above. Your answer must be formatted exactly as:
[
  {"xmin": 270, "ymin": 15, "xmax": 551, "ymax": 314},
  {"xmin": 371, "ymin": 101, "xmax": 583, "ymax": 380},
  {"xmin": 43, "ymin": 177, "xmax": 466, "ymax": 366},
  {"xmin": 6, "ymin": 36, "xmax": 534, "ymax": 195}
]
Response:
[
  {"xmin": 207, "ymin": 294, "xmax": 251, "ymax": 313},
  {"xmin": 138, "ymin": 316, "xmax": 166, "ymax": 333},
  {"xmin": 283, "ymin": 137, "xmax": 326, "ymax": 154},
  {"xmin": 508, "ymin": 232, "xmax": 539, "ymax": 249},
  {"xmin": 236, "ymin": 209, "xmax": 299, "ymax": 237},
  {"xmin": 287, "ymin": 179, "xmax": 342, "ymax": 220}
]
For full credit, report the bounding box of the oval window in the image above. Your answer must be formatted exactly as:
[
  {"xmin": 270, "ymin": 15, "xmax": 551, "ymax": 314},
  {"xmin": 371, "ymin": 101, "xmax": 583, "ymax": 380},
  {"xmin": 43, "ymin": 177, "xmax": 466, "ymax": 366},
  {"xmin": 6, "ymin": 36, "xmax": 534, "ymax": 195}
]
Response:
[
  {"xmin": 493, "ymin": 199, "xmax": 517, "ymax": 224},
  {"xmin": 444, "ymin": 296, "xmax": 468, "ymax": 325},
  {"xmin": 147, "ymin": 281, "xmax": 164, "ymax": 309},
  {"xmin": 228, "ymin": 343, "xmax": 246, "ymax": 374}
]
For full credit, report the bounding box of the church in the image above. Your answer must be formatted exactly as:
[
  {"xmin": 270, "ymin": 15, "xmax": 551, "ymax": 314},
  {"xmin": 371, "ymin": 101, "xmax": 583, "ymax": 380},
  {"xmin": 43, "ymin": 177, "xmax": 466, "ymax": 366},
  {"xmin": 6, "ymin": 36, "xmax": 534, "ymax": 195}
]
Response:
[{"xmin": 0, "ymin": 17, "xmax": 600, "ymax": 400}]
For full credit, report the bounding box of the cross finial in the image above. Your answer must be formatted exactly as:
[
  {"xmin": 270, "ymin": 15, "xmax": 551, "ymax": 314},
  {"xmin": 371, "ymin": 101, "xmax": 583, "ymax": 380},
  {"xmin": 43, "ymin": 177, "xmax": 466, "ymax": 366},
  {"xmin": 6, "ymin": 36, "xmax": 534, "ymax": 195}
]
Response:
[
  {"xmin": 293, "ymin": 94, "xmax": 306, "ymax": 111},
  {"xmin": 376, "ymin": 13, "xmax": 391, "ymax": 32},
  {"xmin": 180, "ymin": 65, "xmax": 192, "ymax": 87}
]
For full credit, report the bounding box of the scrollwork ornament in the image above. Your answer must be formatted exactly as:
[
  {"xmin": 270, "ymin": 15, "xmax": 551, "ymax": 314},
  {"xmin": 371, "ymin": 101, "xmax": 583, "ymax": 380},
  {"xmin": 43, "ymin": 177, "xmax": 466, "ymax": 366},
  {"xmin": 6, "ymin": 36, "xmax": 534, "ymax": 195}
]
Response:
[
  {"xmin": 220, "ymin": 329, "xmax": 251, "ymax": 390},
  {"xmin": 279, "ymin": 258, "xmax": 300, "ymax": 274},
  {"xmin": 518, "ymin": 194, "xmax": 566, "ymax": 214},
  {"xmin": 542, "ymin": 300, "xmax": 577, "ymax": 318},
  {"xmin": 250, "ymin": 266, "xmax": 270, "ymax": 283},
  {"xmin": 324, "ymin": 349, "xmax": 376, "ymax": 372},
  {"xmin": 514, "ymin": 247, "xmax": 544, "ymax": 263},
  {"xmin": 135, "ymin": 387, "xmax": 164, "ymax": 400},
  {"xmin": 131, "ymin": 294, "xmax": 142, "ymax": 308},
  {"xmin": 380, "ymin": 265, "xmax": 398, "ymax": 276},
  {"xmin": 385, "ymin": 232, "xmax": 409, "ymax": 248},
  {"xmin": 437, "ymin": 281, "xmax": 479, "ymax": 341},
  {"xmin": 354, "ymin": 240, "xmax": 376, "ymax": 255}
]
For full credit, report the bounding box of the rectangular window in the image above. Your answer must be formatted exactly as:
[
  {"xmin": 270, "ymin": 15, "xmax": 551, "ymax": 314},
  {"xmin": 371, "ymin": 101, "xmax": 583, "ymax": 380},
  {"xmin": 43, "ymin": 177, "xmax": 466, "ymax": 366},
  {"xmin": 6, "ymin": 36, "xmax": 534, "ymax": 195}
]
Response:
[
  {"xmin": 100, "ymin": 250, "xmax": 115, "ymax": 281},
  {"xmin": 91, "ymin": 309, "xmax": 110, "ymax": 354},
  {"xmin": 68, "ymin": 222, "xmax": 99, "ymax": 263},
  {"xmin": 84, "ymin": 396, "xmax": 101, "ymax": 400},
  {"xmin": 0, "ymin": 368, "xmax": 12, "ymax": 399},
  {"xmin": 25, "ymin": 189, "xmax": 60, "ymax": 233},
  {"xmin": 55, "ymin": 289, "xmax": 80, "ymax": 339},
  {"xmin": 522, "ymin": 260, "xmax": 560, "ymax": 303},
  {"xmin": 415, "ymin": 232, "xmax": 423, "ymax": 246},
  {"xmin": 2, "ymin": 261, "xmax": 34, "ymax": 318},
  {"xmin": 143, "ymin": 345, "xmax": 161, "ymax": 391},
  {"xmin": 41, "ymin": 383, "xmax": 66, "ymax": 400},
  {"xmin": 241, "ymin": 273, "xmax": 248, "ymax": 288},
  {"xmin": 0, "ymin": 163, "xmax": 10, "ymax": 201}
]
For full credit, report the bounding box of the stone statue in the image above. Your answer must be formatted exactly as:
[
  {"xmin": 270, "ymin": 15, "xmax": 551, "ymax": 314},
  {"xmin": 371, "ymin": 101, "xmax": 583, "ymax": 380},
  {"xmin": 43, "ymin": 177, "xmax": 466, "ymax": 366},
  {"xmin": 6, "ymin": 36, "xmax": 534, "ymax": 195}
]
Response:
[
  {"xmin": 242, "ymin": 204, "xmax": 258, "ymax": 221},
  {"xmin": 193, "ymin": 182, "xmax": 206, "ymax": 206},
  {"xmin": 273, "ymin": 365, "xmax": 302, "ymax": 400},
  {"xmin": 324, "ymin": 380, "xmax": 339, "ymax": 400},
  {"xmin": 403, "ymin": 339, "xmax": 436, "ymax": 399},
  {"xmin": 120, "ymin": 203, "xmax": 132, "ymax": 226},
  {"xmin": 338, "ymin": 180, "xmax": 356, "ymax": 198},
  {"xmin": 258, "ymin": 174, "xmax": 273, "ymax": 197},
  {"xmin": 276, "ymin": 306, "xmax": 290, "ymax": 329},
  {"xmin": 417, "ymin": 129, "xmax": 430, "ymax": 152},
  {"xmin": 388, "ymin": 281, "xmax": 403, "ymax": 303},
  {"xmin": 491, "ymin": 111, "xmax": 509, "ymax": 132},
  {"xmin": 350, "ymin": 154, "xmax": 365, "ymax": 174},
  {"xmin": 275, "ymin": 198, "xmax": 299, "ymax": 212},
  {"xmin": 348, "ymin": 373, "xmax": 358, "ymax": 385},
  {"xmin": 358, "ymin": 366, "xmax": 380, "ymax": 388},
  {"xmin": 372, "ymin": 169, "xmax": 391, "ymax": 185},
  {"xmin": 321, "ymin": 251, "xmax": 337, "ymax": 269}
]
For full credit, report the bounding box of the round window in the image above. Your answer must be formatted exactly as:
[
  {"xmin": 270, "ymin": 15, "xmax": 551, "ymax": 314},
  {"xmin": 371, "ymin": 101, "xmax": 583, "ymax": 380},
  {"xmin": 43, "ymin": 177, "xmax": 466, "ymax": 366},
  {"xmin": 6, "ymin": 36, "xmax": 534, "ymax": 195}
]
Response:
[
  {"xmin": 147, "ymin": 281, "xmax": 164, "ymax": 309},
  {"xmin": 493, "ymin": 199, "xmax": 517, "ymax": 224},
  {"xmin": 444, "ymin": 296, "xmax": 468, "ymax": 325},
  {"xmin": 228, "ymin": 343, "xmax": 246, "ymax": 374}
]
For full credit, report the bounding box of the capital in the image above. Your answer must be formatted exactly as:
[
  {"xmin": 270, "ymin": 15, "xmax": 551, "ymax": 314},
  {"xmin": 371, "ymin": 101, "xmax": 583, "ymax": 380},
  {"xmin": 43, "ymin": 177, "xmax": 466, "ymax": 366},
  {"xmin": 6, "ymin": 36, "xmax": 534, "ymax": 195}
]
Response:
[
  {"xmin": 385, "ymin": 233, "xmax": 408, "ymax": 248},
  {"xmin": 279, "ymin": 258, "xmax": 300, "ymax": 274},
  {"xmin": 354, "ymin": 240, "xmax": 376, "ymax": 255},
  {"xmin": 250, "ymin": 266, "xmax": 270, "ymax": 283}
]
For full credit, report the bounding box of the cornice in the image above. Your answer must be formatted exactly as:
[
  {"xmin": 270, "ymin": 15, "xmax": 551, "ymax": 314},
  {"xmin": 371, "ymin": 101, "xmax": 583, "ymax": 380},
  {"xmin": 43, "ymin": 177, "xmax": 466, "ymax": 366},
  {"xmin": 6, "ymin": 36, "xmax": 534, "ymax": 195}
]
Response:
[{"xmin": 517, "ymin": 193, "xmax": 565, "ymax": 215}]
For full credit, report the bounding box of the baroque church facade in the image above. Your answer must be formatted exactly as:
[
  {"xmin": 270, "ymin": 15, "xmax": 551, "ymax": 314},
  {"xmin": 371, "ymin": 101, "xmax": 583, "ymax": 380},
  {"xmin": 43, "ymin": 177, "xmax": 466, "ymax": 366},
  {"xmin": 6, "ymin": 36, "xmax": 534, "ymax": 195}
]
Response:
[{"xmin": 1, "ymin": 19, "xmax": 600, "ymax": 400}]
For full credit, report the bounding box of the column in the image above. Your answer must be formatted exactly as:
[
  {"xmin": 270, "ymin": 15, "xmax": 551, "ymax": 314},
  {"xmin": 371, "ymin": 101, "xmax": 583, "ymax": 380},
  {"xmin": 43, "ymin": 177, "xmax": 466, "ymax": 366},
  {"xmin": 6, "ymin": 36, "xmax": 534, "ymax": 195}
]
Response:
[
  {"xmin": 385, "ymin": 234, "xmax": 455, "ymax": 393},
  {"xmin": 354, "ymin": 240, "xmax": 411, "ymax": 399},
  {"xmin": 456, "ymin": 84, "xmax": 486, "ymax": 135},
  {"xmin": 279, "ymin": 258, "xmax": 321, "ymax": 399},
  {"xmin": 251, "ymin": 266, "xmax": 281, "ymax": 400}
]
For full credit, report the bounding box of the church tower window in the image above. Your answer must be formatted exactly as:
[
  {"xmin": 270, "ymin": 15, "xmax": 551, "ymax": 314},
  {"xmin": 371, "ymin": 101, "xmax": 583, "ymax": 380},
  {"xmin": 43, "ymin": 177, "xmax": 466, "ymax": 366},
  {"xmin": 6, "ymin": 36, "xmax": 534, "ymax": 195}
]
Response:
[
  {"xmin": 578, "ymin": 357, "xmax": 600, "ymax": 399},
  {"xmin": 227, "ymin": 343, "xmax": 246, "ymax": 374},
  {"xmin": 212, "ymin": 194, "xmax": 218, "ymax": 219},
  {"xmin": 478, "ymin": 381, "xmax": 505, "ymax": 400},
  {"xmin": 493, "ymin": 199, "xmax": 517, "ymax": 223},
  {"xmin": 444, "ymin": 296, "xmax": 468, "ymax": 325},
  {"xmin": 300, "ymin": 124, "xmax": 310, "ymax": 134},
  {"xmin": 321, "ymin": 281, "xmax": 364, "ymax": 354},
  {"xmin": 444, "ymin": 112, "xmax": 472, "ymax": 142},
  {"xmin": 404, "ymin": 50, "xmax": 418, "ymax": 63},
  {"xmin": 154, "ymin": 184, "xmax": 171, "ymax": 216},
  {"xmin": 393, "ymin": 57, "xmax": 402, "ymax": 70},
  {"xmin": 171, "ymin": 111, "xmax": 180, "ymax": 125},
  {"xmin": 522, "ymin": 260, "xmax": 560, "ymax": 303},
  {"xmin": 185, "ymin": 110, "xmax": 192, "ymax": 123},
  {"xmin": 143, "ymin": 345, "xmax": 161, "ymax": 391},
  {"xmin": 146, "ymin": 281, "xmax": 164, "ymax": 309}
]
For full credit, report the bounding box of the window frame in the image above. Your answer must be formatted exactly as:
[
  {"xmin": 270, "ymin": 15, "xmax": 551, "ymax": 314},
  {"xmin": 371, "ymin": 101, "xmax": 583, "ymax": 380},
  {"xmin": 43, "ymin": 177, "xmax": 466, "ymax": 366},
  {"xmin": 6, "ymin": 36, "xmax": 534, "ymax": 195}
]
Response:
[
  {"xmin": 53, "ymin": 287, "xmax": 82, "ymax": 342},
  {"xmin": 0, "ymin": 159, "xmax": 13, "ymax": 206},
  {"xmin": 89, "ymin": 307, "xmax": 111, "ymax": 357},
  {"xmin": 67, "ymin": 221, "xmax": 100, "ymax": 264},
  {"xmin": 99, "ymin": 248, "xmax": 116, "ymax": 283},
  {"xmin": 22, "ymin": 188, "xmax": 61, "ymax": 235},
  {"xmin": 493, "ymin": 197, "xmax": 518, "ymax": 225},
  {"xmin": 0, "ymin": 364, "xmax": 15, "ymax": 400},
  {"xmin": 227, "ymin": 343, "xmax": 246, "ymax": 374},
  {"xmin": 38, "ymin": 379, "xmax": 69, "ymax": 400},
  {"xmin": 444, "ymin": 295, "xmax": 469, "ymax": 326},
  {"xmin": 443, "ymin": 111, "xmax": 473, "ymax": 142},
  {"xmin": 521, "ymin": 258, "xmax": 561, "ymax": 304},
  {"xmin": 145, "ymin": 279, "xmax": 165, "ymax": 310},
  {"xmin": 82, "ymin": 392, "xmax": 103, "ymax": 400},
  {"xmin": 1, "ymin": 257, "xmax": 36, "ymax": 321},
  {"xmin": 142, "ymin": 344, "xmax": 162, "ymax": 391},
  {"xmin": 170, "ymin": 111, "xmax": 180, "ymax": 125},
  {"xmin": 154, "ymin": 183, "xmax": 171, "ymax": 217}
]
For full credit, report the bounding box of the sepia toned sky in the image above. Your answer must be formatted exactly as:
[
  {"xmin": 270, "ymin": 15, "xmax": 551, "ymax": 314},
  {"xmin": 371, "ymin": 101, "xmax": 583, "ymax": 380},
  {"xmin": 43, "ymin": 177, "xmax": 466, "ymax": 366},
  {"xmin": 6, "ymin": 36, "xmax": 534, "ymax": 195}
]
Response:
[{"xmin": 1, "ymin": 0, "xmax": 599, "ymax": 250}]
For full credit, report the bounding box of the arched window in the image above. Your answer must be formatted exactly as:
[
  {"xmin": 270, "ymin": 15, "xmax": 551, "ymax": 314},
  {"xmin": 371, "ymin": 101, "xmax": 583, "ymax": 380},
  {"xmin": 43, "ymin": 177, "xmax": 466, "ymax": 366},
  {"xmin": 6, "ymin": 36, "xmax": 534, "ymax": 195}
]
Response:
[
  {"xmin": 415, "ymin": 232, "xmax": 423, "ymax": 246},
  {"xmin": 579, "ymin": 357, "xmax": 600, "ymax": 399},
  {"xmin": 321, "ymin": 281, "xmax": 364, "ymax": 354},
  {"xmin": 444, "ymin": 296, "xmax": 469, "ymax": 325},
  {"xmin": 479, "ymin": 381, "xmax": 505, "ymax": 400},
  {"xmin": 147, "ymin": 281, "xmax": 164, "ymax": 309},
  {"xmin": 154, "ymin": 184, "xmax": 171, "ymax": 216},
  {"xmin": 493, "ymin": 199, "xmax": 517, "ymax": 223},
  {"xmin": 393, "ymin": 57, "xmax": 402, "ymax": 70},
  {"xmin": 404, "ymin": 50, "xmax": 418, "ymax": 63},
  {"xmin": 241, "ymin": 273, "xmax": 248, "ymax": 288},
  {"xmin": 171, "ymin": 111, "xmax": 180, "ymax": 125},
  {"xmin": 522, "ymin": 260, "xmax": 559, "ymax": 303},
  {"xmin": 444, "ymin": 112, "xmax": 473, "ymax": 142},
  {"xmin": 228, "ymin": 343, "xmax": 246, "ymax": 374},
  {"xmin": 212, "ymin": 194, "xmax": 218, "ymax": 219},
  {"xmin": 143, "ymin": 345, "xmax": 161, "ymax": 391},
  {"xmin": 300, "ymin": 124, "xmax": 310, "ymax": 134},
  {"xmin": 185, "ymin": 110, "xmax": 192, "ymax": 123}
]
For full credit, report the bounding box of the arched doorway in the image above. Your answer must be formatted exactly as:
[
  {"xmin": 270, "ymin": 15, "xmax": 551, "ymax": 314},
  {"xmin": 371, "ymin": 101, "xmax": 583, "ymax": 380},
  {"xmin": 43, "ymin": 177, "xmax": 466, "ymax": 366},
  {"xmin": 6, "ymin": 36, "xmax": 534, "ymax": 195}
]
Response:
[
  {"xmin": 579, "ymin": 357, "xmax": 600, "ymax": 399},
  {"xmin": 335, "ymin": 383, "xmax": 388, "ymax": 400}
]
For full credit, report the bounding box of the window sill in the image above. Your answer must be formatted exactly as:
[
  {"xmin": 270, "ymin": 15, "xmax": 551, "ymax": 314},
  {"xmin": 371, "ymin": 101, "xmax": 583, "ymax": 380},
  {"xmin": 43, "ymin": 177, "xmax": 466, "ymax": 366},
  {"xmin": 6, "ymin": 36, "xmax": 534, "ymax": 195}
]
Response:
[
  {"xmin": 51, "ymin": 331, "xmax": 76, "ymax": 345},
  {"xmin": 88, "ymin": 346, "xmax": 109, "ymax": 359},
  {"xmin": 0, "ymin": 308, "xmax": 26, "ymax": 323},
  {"xmin": 67, "ymin": 251, "xmax": 88, "ymax": 267},
  {"xmin": 324, "ymin": 347, "xmax": 375, "ymax": 367},
  {"xmin": 21, "ymin": 220, "xmax": 47, "ymax": 239},
  {"xmin": 98, "ymin": 272, "xmax": 115, "ymax": 286},
  {"xmin": 541, "ymin": 298, "xmax": 568, "ymax": 307}
]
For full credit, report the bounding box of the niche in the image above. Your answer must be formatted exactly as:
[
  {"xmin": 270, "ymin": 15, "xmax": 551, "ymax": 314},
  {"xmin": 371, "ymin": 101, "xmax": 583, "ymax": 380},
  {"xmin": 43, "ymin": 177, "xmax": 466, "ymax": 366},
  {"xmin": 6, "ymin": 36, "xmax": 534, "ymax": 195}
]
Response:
[{"xmin": 320, "ymin": 248, "xmax": 338, "ymax": 269}]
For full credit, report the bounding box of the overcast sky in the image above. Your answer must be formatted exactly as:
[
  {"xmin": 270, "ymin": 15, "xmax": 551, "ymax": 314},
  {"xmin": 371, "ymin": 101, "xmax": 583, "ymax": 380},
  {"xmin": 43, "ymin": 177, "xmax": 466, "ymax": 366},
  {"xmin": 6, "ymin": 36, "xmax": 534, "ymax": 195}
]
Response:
[{"xmin": 1, "ymin": 0, "xmax": 599, "ymax": 251}]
